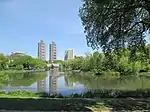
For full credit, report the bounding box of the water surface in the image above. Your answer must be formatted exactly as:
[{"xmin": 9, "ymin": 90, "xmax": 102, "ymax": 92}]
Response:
[
  {"xmin": 0, "ymin": 69, "xmax": 85, "ymax": 95},
  {"xmin": 0, "ymin": 69, "xmax": 150, "ymax": 95}
]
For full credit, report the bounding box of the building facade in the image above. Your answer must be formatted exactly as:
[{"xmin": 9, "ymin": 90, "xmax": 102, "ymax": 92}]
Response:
[
  {"xmin": 38, "ymin": 40, "xmax": 46, "ymax": 60},
  {"xmin": 49, "ymin": 41, "xmax": 57, "ymax": 62},
  {"xmin": 9, "ymin": 52, "xmax": 26, "ymax": 63},
  {"xmin": 64, "ymin": 49, "xmax": 74, "ymax": 60}
]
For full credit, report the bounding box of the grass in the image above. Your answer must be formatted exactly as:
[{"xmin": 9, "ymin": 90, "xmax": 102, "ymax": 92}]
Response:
[
  {"xmin": 0, "ymin": 91, "xmax": 150, "ymax": 111},
  {"xmin": 2, "ymin": 89, "xmax": 150, "ymax": 99},
  {"xmin": 0, "ymin": 91, "xmax": 40, "ymax": 99},
  {"xmin": 0, "ymin": 93, "xmax": 39, "ymax": 99},
  {"xmin": 0, "ymin": 98, "xmax": 109, "ymax": 111},
  {"xmin": 0, "ymin": 69, "xmax": 46, "ymax": 74},
  {"xmin": 0, "ymin": 98, "xmax": 150, "ymax": 111}
]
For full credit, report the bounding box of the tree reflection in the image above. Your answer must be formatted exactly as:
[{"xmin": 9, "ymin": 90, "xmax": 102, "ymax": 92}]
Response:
[
  {"xmin": 68, "ymin": 73, "xmax": 150, "ymax": 90},
  {"xmin": 0, "ymin": 72, "xmax": 47, "ymax": 89}
]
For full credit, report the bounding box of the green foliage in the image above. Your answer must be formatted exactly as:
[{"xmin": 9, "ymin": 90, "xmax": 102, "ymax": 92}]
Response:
[
  {"xmin": 79, "ymin": 0, "xmax": 150, "ymax": 53},
  {"xmin": 68, "ymin": 74, "xmax": 150, "ymax": 91},
  {"xmin": 0, "ymin": 91, "xmax": 39, "ymax": 98},
  {"xmin": 82, "ymin": 89, "xmax": 150, "ymax": 98},
  {"xmin": 53, "ymin": 60, "xmax": 63, "ymax": 64},
  {"xmin": 65, "ymin": 46, "xmax": 150, "ymax": 76},
  {"xmin": 64, "ymin": 57, "xmax": 84, "ymax": 70},
  {"xmin": 8, "ymin": 54, "xmax": 46, "ymax": 70},
  {"xmin": 0, "ymin": 71, "xmax": 47, "ymax": 88},
  {"xmin": 0, "ymin": 53, "xmax": 9, "ymax": 70},
  {"xmin": 31, "ymin": 58, "xmax": 47, "ymax": 69},
  {"xmin": 0, "ymin": 72, "xmax": 10, "ymax": 88},
  {"xmin": 7, "ymin": 91, "xmax": 37, "ymax": 97},
  {"xmin": 9, "ymin": 72, "xmax": 47, "ymax": 86},
  {"xmin": 1, "ymin": 89, "xmax": 150, "ymax": 98},
  {"xmin": 81, "ymin": 54, "xmax": 93, "ymax": 72}
]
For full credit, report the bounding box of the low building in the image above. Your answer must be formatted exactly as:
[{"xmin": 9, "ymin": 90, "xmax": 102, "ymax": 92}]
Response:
[
  {"xmin": 64, "ymin": 49, "xmax": 74, "ymax": 60},
  {"xmin": 9, "ymin": 52, "xmax": 26, "ymax": 62}
]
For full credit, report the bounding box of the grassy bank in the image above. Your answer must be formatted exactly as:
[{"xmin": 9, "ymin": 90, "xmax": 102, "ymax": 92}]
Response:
[
  {"xmin": 0, "ymin": 98, "xmax": 110, "ymax": 111},
  {"xmin": 0, "ymin": 97, "xmax": 149, "ymax": 111},
  {"xmin": 0, "ymin": 69, "xmax": 46, "ymax": 74},
  {"xmin": 0, "ymin": 91, "xmax": 40, "ymax": 98},
  {"xmin": 1, "ymin": 89, "xmax": 150, "ymax": 99},
  {"xmin": 0, "ymin": 91, "xmax": 150, "ymax": 111}
]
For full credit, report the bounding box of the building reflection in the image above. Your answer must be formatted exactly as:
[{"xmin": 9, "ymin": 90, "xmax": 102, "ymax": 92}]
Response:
[
  {"xmin": 37, "ymin": 68, "xmax": 60, "ymax": 94},
  {"xmin": 49, "ymin": 68, "xmax": 59, "ymax": 93},
  {"xmin": 37, "ymin": 79, "xmax": 46, "ymax": 93}
]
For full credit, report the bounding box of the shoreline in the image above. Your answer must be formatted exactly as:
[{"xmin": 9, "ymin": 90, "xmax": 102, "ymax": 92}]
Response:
[{"xmin": 0, "ymin": 70, "xmax": 46, "ymax": 74}]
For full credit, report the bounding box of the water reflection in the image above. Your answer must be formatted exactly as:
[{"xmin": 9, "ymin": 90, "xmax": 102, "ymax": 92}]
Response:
[
  {"xmin": 1, "ymin": 72, "xmax": 47, "ymax": 92},
  {"xmin": 0, "ymin": 69, "xmax": 85, "ymax": 95},
  {"xmin": 1, "ymin": 70, "xmax": 149, "ymax": 95},
  {"xmin": 49, "ymin": 69, "xmax": 58, "ymax": 93},
  {"xmin": 65, "ymin": 76, "xmax": 73, "ymax": 88},
  {"xmin": 37, "ymin": 79, "xmax": 46, "ymax": 93},
  {"xmin": 68, "ymin": 74, "xmax": 150, "ymax": 90},
  {"xmin": 36, "ymin": 69, "xmax": 58, "ymax": 93}
]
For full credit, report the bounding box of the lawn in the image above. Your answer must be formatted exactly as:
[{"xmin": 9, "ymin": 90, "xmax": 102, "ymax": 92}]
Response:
[
  {"xmin": 0, "ymin": 98, "xmax": 150, "ymax": 111},
  {"xmin": 0, "ymin": 91, "xmax": 150, "ymax": 111},
  {"xmin": 0, "ymin": 98, "xmax": 109, "ymax": 111}
]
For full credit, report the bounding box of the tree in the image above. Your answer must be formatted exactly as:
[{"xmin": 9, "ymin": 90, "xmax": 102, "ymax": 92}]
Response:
[
  {"xmin": 11, "ymin": 55, "xmax": 33, "ymax": 70},
  {"xmin": 32, "ymin": 58, "xmax": 47, "ymax": 69},
  {"xmin": 0, "ymin": 72, "xmax": 9, "ymax": 88},
  {"xmin": 9, "ymin": 55, "xmax": 46, "ymax": 70},
  {"xmin": 53, "ymin": 60, "xmax": 64, "ymax": 65},
  {"xmin": 81, "ymin": 54, "xmax": 93, "ymax": 71},
  {"xmin": 0, "ymin": 53, "xmax": 9, "ymax": 70},
  {"xmin": 65, "ymin": 57, "xmax": 84, "ymax": 70},
  {"xmin": 79, "ymin": 0, "xmax": 150, "ymax": 53}
]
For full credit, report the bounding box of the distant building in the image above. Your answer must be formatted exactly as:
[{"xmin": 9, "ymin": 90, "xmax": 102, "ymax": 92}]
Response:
[
  {"xmin": 9, "ymin": 52, "xmax": 26, "ymax": 62},
  {"xmin": 10, "ymin": 52, "xmax": 25, "ymax": 56},
  {"xmin": 38, "ymin": 40, "xmax": 46, "ymax": 60},
  {"xmin": 64, "ymin": 49, "xmax": 74, "ymax": 60},
  {"xmin": 49, "ymin": 41, "xmax": 57, "ymax": 62}
]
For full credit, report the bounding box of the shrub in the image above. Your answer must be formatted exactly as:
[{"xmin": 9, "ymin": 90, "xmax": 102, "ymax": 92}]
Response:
[{"xmin": 1, "ymin": 89, "xmax": 150, "ymax": 98}]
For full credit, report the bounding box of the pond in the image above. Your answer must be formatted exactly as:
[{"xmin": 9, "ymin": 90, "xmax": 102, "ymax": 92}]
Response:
[
  {"xmin": 0, "ymin": 69, "xmax": 86, "ymax": 96},
  {"xmin": 0, "ymin": 69, "xmax": 150, "ymax": 95}
]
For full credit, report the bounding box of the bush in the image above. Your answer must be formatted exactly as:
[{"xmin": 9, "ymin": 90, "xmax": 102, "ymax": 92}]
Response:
[
  {"xmin": 1, "ymin": 89, "xmax": 150, "ymax": 98},
  {"xmin": 6, "ymin": 91, "xmax": 37, "ymax": 97}
]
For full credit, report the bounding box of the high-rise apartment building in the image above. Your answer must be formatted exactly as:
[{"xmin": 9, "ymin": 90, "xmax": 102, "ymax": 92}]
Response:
[
  {"xmin": 49, "ymin": 41, "xmax": 57, "ymax": 62},
  {"xmin": 38, "ymin": 40, "xmax": 46, "ymax": 60},
  {"xmin": 64, "ymin": 49, "xmax": 74, "ymax": 60}
]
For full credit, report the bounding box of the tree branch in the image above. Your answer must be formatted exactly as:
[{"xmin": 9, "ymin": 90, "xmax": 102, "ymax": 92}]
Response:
[{"xmin": 124, "ymin": 21, "xmax": 146, "ymax": 34}]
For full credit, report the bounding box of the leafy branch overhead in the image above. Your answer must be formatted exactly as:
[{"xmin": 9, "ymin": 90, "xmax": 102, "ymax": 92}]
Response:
[{"xmin": 79, "ymin": 0, "xmax": 150, "ymax": 53}]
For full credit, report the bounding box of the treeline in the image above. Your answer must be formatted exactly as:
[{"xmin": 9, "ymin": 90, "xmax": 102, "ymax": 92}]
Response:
[
  {"xmin": 0, "ymin": 53, "xmax": 47, "ymax": 70},
  {"xmin": 64, "ymin": 45, "xmax": 150, "ymax": 76}
]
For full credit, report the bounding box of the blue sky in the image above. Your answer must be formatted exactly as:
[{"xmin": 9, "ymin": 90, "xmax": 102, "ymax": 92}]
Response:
[{"xmin": 0, "ymin": 0, "xmax": 94, "ymax": 60}]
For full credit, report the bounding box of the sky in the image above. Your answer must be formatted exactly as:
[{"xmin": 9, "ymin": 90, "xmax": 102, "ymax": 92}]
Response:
[{"xmin": 0, "ymin": 0, "xmax": 94, "ymax": 60}]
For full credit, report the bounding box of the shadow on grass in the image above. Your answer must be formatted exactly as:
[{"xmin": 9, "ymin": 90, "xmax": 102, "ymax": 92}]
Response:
[
  {"xmin": 103, "ymin": 98, "xmax": 150, "ymax": 111},
  {"xmin": 0, "ymin": 98, "xmax": 96, "ymax": 111},
  {"xmin": 0, "ymin": 98, "xmax": 150, "ymax": 111}
]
